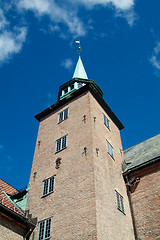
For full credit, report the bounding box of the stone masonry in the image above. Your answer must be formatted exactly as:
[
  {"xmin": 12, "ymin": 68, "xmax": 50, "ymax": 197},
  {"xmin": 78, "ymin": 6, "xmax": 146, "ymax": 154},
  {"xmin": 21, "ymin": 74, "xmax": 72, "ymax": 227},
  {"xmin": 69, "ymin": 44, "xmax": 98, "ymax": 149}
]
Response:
[{"xmin": 27, "ymin": 90, "xmax": 135, "ymax": 240}]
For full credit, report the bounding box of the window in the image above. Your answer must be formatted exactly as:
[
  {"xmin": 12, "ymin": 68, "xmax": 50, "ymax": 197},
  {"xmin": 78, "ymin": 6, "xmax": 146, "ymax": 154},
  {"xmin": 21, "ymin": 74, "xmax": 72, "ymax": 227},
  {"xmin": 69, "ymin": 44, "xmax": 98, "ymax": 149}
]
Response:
[
  {"xmin": 42, "ymin": 176, "xmax": 55, "ymax": 197},
  {"xmin": 58, "ymin": 108, "xmax": 69, "ymax": 123},
  {"xmin": 56, "ymin": 135, "xmax": 67, "ymax": 152},
  {"xmin": 115, "ymin": 190, "xmax": 125, "ymax": 214},
  {"xmin": 78, "ymin": 83, "xmax": 82, "ymax": 88},
  {"xmin": 38, "ymin": 218, "xmax": 52, "ymax": 240},
  {"xmin": 103, "ymin": 114, "xmax": 110, "ymax": 130},
  {"xmin": 64, "ymin": 88, "xmax": 68, "ymax": 94},
  {"xmin": 70, "ymin": 84, "xmax": 74, "ymax": 90},
  {"xmin": 106, "ymin": 140, "xmax": 114, "ymax": 159}
]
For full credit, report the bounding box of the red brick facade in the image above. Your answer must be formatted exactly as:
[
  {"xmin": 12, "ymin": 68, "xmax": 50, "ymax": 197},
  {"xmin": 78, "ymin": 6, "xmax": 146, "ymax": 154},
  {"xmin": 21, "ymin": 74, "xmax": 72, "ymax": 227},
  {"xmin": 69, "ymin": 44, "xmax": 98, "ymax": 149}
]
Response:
[
  {"xmin": 126, "ymin": 160, "xmax": 160, "ymax": 240},
  {"xmin": 27, "ymin": 90, "xmax": 135, "ymax": 240}
]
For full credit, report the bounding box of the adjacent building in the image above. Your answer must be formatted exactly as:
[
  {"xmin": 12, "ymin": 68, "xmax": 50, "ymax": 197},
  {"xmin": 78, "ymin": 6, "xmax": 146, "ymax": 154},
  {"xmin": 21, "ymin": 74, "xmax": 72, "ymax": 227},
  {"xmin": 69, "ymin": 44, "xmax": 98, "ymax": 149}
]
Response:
[
  {"xmin": 123, "ymin": 133, "xmax": 160, "ymax": 240},
  {"xmin": 0, "ymin": 179, "xmax": 36, "ymax": 240}
]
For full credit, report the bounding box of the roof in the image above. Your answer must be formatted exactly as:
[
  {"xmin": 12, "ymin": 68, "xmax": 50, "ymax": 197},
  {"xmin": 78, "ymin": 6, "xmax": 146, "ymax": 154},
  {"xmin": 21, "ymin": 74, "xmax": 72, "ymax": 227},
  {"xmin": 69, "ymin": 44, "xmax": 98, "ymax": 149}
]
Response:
[
  {"xmin": 123, "ymin": 133, "xmax": 160, "ymax": 173},
  {"xmin": 73, "ymin": 56, "xmax": 88, "ymax": 79},
  {"xmin": 0, "ymin": 178, "xmax": 18, "ymax": 195},
  {"xmin": 0, "ymin": 179, "xmax": 25, "ymax": 217},
  {"xmin": 35, "ymin": 82, "xmax": 124, "ymax": 130}
]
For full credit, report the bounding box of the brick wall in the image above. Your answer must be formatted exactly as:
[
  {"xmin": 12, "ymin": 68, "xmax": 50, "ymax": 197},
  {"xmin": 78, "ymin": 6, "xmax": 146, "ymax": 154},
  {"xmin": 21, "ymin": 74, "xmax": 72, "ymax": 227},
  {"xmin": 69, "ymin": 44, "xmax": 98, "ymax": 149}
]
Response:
[
  {"xmin": 89, "ymin": 93, "xmax": 135, "ymax": 240},
  {"xmin": 28, "ymin": 90, "xmax": 135, "ymax": 240},
  {"xmin": 128, "ymin": 160, "xmax": 160, "ymax": 240},
  {"xmin": 28, "ymin": 92, "xmax": 97, "ymax": 240}
]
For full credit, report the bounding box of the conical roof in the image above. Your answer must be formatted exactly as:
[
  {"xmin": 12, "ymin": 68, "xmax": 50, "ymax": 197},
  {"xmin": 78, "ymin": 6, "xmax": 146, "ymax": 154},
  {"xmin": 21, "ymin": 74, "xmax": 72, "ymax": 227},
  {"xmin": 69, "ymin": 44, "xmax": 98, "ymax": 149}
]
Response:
[{"xmin": 73, "ymin": 56, "xmax": 88, "ymax": 79}]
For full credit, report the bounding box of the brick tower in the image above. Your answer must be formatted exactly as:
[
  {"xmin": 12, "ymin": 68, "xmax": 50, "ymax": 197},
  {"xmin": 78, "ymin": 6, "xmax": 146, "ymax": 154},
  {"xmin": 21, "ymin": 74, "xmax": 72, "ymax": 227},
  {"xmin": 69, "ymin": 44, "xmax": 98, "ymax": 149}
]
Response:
[{"xmin": 27, "ymin": 47, "xmax": 135, "ymax": 240}]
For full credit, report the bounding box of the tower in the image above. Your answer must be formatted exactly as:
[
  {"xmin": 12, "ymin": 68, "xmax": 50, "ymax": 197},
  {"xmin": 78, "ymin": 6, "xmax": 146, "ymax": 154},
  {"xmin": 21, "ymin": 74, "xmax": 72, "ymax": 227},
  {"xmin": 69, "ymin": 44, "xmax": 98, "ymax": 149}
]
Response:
[{"xmin": 27, "ymin": 48, "xmax": 135, "ymax": 240}]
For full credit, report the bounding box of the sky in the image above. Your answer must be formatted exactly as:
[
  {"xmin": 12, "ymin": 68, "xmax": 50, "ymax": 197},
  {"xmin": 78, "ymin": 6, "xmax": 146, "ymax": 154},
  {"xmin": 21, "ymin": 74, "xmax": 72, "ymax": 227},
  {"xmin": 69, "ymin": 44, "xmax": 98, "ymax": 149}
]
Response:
[{"xmin": 0, "ymin": 0, "xmax": 160, "ymax": 190}]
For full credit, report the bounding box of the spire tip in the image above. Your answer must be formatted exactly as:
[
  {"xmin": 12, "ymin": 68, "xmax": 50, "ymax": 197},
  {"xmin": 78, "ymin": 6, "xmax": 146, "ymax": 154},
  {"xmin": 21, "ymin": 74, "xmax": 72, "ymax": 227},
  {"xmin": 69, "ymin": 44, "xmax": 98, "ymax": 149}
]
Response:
[{"xmin": 75, "ymin": 40, "xmax": 81, "ymax": 56}]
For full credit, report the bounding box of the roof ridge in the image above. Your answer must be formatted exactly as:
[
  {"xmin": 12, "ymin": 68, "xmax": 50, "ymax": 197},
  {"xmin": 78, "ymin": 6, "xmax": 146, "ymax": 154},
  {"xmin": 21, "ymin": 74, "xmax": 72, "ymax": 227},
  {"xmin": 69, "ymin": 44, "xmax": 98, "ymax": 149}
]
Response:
[{"xmin": 124, "ymin": 133, "xmax": 160, "ymax": 152}]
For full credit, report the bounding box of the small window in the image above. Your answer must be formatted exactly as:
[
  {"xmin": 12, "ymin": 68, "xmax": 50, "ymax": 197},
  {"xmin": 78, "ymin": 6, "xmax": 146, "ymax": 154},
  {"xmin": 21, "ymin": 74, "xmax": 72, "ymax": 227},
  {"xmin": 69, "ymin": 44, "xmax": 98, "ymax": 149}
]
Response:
[
  {"xmin": 106, "ymin": 140, "xmax": 114, "ymax": 159},
  {"xmin": 56, "ymin": 135, "xmax": 67, "ymax": 153},
  {"xmin": 78, "ymin": 83, "xmax": 82, "ymax": 88},
  {"xmin": 58, "ymin": 108, "xmax": 69, "ymax": 123},
  {"xmin": 38, "ymin": 217, "xmax": 52, "ymax": 240},
  {"xmin": 70, "ymin": 84, "xmax": 74, "ymax": 90},
  {"xmin": 103, "ymin": 114, "xmax": 110, "ymax": 130},
  {"xmin": 42, "ymin": 176, "xmax": 55, "ymax": 197},
  {"xmin": 64, "ymin": 88, "xmax": 68, "ymax": 94},
  {"xmin": 115, "ymin": 190, "xmax": 125, "ymax": 214}
]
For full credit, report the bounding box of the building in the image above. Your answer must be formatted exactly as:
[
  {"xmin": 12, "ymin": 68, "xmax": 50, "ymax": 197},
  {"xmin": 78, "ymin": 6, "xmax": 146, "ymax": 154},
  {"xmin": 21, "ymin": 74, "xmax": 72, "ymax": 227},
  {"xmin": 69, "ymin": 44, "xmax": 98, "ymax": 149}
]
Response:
[
  {"xmin": 123, "ymin": 133, "xmax": 160, "ymax": 240},
  {"xmin": 26, "ymin": 49, "xmax": 135, "ymax": 240},
  {"xmin": 0, "ymin": 178, "xmax": 36, "ymax": 240},
  {"xmin": 1, "ymin": 48, "xmax": 160, "ymax": 240}
]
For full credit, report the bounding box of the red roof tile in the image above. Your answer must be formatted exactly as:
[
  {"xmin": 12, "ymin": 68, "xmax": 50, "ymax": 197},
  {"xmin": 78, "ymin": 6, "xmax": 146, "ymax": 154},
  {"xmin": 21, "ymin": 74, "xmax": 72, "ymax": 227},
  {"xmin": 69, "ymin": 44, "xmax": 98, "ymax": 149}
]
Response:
[{"xmin": 0, "ymin": 179, "xmax": 24, "ymax": 217}]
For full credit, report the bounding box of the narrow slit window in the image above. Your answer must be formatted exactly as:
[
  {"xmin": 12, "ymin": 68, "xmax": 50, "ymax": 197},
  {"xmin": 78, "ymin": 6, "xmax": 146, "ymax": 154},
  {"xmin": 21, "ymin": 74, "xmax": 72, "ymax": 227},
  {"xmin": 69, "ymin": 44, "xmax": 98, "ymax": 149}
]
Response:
[
  {"xmin": 38, "ymin": 218, "xmax": 52, "ymax": 240},
  {"xmin": 115, "ymin": 190, "xmax": 125, "ymax": 214},
  {"xmin": 103, "ymin": 114, "xmax": 110, "ymax": 130},
  {"xmin": 106, "ymin": 140, "xmax": 114, "ymax": 159}
]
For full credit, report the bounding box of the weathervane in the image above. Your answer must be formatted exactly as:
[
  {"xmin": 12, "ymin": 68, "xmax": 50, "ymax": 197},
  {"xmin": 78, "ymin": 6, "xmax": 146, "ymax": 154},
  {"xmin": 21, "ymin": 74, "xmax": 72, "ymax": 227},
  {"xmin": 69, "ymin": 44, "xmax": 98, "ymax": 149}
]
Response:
[{"xmin": 75, "ymin": 40, "xmax": 81, "ymax": 56}]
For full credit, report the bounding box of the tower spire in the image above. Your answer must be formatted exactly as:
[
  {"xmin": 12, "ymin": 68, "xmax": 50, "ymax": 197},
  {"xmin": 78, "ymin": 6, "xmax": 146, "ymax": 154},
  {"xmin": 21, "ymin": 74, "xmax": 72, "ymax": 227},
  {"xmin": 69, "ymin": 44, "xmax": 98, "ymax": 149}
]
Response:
[{"xmin": 73, "ymin": 41, "xmax": 88, "ymax": 79}]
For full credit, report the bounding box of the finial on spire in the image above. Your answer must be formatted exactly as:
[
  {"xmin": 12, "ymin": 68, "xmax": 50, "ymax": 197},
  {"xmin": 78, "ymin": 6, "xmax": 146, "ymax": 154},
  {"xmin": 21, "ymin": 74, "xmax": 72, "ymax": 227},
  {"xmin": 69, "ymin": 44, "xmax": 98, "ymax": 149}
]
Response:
[{"xmin": 75, "ymin": 40, "xmax": 81, "ymax": 56}]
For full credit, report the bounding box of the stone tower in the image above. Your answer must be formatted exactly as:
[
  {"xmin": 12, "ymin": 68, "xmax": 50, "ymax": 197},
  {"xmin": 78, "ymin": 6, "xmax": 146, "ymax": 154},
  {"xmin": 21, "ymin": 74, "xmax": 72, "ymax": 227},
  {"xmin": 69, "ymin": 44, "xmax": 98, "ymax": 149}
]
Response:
[{"xmin": 27, "ymin": 52, "xmax": 135, "ymax": 240}]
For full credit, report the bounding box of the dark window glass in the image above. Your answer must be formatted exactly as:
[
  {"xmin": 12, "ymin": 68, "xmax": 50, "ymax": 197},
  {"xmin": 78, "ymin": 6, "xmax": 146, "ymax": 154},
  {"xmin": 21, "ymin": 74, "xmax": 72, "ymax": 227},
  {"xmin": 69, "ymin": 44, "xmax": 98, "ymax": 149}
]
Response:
[
  {"xmin": 70, "ymin": 84, "xmax": 74, "ymax": 90},
  {"xmin": 43, "ymin": 176, "xmax": 55, "ymax": 197},
  {"xmin": 64, "ymin": 88, "xmax": 68, "ymax": 94},
  {"xmin": 38, "ymin": 218, "xmax": 52, "ymax": 240},
  {"xmin": 115, "ymin": 191, "xmax": 125, "ymax": 214},
  {"xmin": 58, "ymin": 108, "xmax": 68, "ymax": 123},
  {"xmin": 56, "ymin": 135, "xmax": 67, "ymax": 153}
]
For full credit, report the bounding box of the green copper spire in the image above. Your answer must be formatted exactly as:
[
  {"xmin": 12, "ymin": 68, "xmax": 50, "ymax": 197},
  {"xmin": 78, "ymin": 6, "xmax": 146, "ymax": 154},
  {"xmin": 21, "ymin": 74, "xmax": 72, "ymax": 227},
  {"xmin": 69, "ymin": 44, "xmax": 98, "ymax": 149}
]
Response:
[
  {"xmin": 73, "ymin": 41, "xmax": 88, "ymax": 79},
  {"xmin": 73, "ymin": 56, "xmax": 88, "ymax": 79}
]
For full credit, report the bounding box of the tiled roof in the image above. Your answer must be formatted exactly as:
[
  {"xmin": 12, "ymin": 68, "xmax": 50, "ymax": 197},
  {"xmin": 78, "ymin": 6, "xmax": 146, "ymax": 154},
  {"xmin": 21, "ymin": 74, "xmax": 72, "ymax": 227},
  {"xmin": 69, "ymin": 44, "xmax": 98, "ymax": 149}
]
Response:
[
  {"xmin": 123, "ymin": 134, "xmax": 160, "ymax": 173},
  {"xmin": 0, "ymin": 179, "xmax": 18, "ymax": 195},
  {"xmin": 0, "ymin": 179, "xmax": 25, "ymax": 217}
]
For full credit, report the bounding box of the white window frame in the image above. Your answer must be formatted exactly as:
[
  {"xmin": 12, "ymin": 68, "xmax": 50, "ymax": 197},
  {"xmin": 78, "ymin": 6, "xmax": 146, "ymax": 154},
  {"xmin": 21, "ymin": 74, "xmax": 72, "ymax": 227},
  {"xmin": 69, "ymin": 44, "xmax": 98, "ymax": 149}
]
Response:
[
  {"xmin": 106, "ymin": 140, "xmax": 114, "ymax": 159},
  {"xmin": 58, "ymin": 108, "xmax": 69, "ymax": 123},
  {"xmin": 42, "ymin": 176, "xmax": 55, "ymax": 197},
  {"xmin": 115, "ymin": 190, "xmax": 125, "ymax": 214},
  {"xmin": 55, "ymin": 135, "xmax": 68, "ymax": 153},
  {"xmin": 38, "ymin": 217, "xmax": 52, "ymax": 240},
  {"xmin": 103, "ymin": 113, "xmax": 110, "ymax": 130}
]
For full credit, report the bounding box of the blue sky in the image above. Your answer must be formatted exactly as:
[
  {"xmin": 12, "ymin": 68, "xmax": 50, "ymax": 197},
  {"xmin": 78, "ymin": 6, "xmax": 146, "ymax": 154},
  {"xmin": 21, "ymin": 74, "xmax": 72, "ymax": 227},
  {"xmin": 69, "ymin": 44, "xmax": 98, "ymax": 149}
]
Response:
[{"xmin": 0, "ymin": 0, "xmax": 160, "ymax": 190}]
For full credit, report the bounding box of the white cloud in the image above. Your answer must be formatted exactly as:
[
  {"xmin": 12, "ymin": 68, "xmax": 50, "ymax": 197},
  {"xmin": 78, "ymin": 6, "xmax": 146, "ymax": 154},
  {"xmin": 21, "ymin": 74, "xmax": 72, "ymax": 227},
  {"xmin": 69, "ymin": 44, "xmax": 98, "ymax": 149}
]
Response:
[
  {"xmin": 0, "ymin": 6, "xmax": 27, "ymax": 63},
  {"xmin": 61, "ymin": 58, "xmax": 73, "ymax": 70},
  {"xmin": 68, "ymin": 0, "xmax": 134, "ymax": 11},
  {"xmin": 0, "ymin": 0, "xmax": 136, "ymax": 64},
  {"xmin": 17, "ymin": 0, "xmax": 135, "ymax": 38},
  {"xmin": 18, "ymin": 0, "xmax": 50, "ymax": 15},
  {"xmin": 17, "ymin": 0, "xmax": 86, "ymax": 37},
  {"xmin": 150, "ymin": 42, "xmax": 160, "ymax": 71},
  {"xmin": 0, "ymin": 9, "xmax": 8, "ymax": 29},
  {"xmin": 0, "ymin": 27, "xmax": 27, "ymax": 62},
  {"xmin": 115, "ymin": 7, "xmax": 137, "ymax": 26}
]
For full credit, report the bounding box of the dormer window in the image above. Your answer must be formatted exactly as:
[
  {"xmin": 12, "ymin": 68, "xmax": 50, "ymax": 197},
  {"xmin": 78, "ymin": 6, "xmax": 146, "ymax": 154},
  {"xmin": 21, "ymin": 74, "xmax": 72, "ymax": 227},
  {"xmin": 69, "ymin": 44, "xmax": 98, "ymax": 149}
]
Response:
[
  {"xmin": 70, "ymin": 84, "xmax": 74, "ymax": 90},
  {"xmin": 78, "ymin": 83, "xmax": 82, "ymax": 88},
  {"xmin": 60, "ymin": 81, "xmax": 86, "ymax": 100},
  {"xmin": 64, "ymin": 88, "xmax": 68, "ymax": 94}
]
